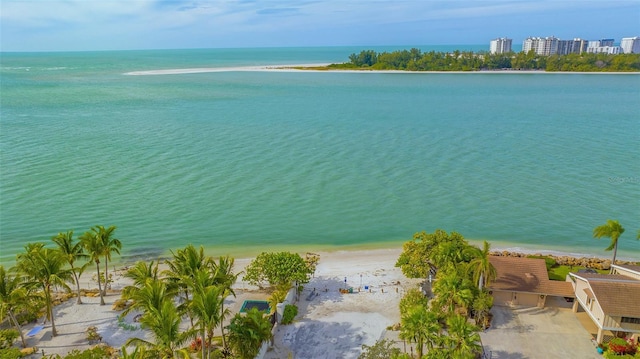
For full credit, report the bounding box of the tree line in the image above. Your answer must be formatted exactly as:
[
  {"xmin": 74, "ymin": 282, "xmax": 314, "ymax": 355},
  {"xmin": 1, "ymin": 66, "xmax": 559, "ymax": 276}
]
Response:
[
  {"xmin": 0, "ymin": 225, "xmax": 316, "ymax": 359},
  {"xmin": 328, "ymin": 48, "xmax": 640, "ymax": 72}
]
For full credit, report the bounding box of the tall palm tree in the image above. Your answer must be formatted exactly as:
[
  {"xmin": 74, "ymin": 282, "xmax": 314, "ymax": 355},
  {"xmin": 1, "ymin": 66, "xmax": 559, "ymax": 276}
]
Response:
[
  {"xmin": 163, "ymin": 245, "xmax": 211, "ymax": 326},
  {"xmin": 593, "ymin": 219, "xmax": 629, "ymax": 270},
  {"xmin": 227, "ymin": 307, "xmax": 273, "ymax": 359},
  {"xmin": 444, "ymin": 315, "xmax": 482, "ymax": 358},
  {"xmin": 52, "ymin": 230, "xmax": 89, "ymax": 304},
  {"xmin": 80, "ymin": 230, "xmax": 106, "ymax": 305},
  {"xmin": 0, "ymin": 265, "xmax": 29, "ymax": 347},
  {"xmin": 211, "ymin": 255, "xmax": 239, "ymax": 349},
  {"xmin": 15, "ymin": 244, "xmax": 72, "ymax": 337},
  {"xmin": 126, "ymin": 299, "xmax": 195, "ymax": 359},
  {"xmin": 96, "ymin": 225, "xmax": 121, "ymax": 296},
  {"xmin": 190, "ymin": 282, "xmax": 223, "ymax": 359},
  {"xmin": 467, "ymin": 241, "xmax": 496, "ymax": 291},
  {"xmin": 399, "ymin": 304, "xmax": 441, "ymax": 357}
]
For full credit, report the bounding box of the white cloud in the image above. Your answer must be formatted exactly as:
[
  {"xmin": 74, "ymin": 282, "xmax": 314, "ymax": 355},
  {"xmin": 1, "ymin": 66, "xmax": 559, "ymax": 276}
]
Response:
[{"xmin": 1, "ymin": 0, "xmax": 638, "ymax": 51}]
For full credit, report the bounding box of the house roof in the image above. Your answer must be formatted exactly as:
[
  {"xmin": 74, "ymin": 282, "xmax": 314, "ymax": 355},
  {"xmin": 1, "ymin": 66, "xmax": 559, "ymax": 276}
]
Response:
[
  {"xmin": 613, "ymin": 264, "xmax": 640, "ymax": 275},
  {"xmin": 572, "ymin": 273, "xmax": 633, "ymax": 282},
  {"xmin": 588, "ymin": 280, "xmax": 640, "ymax": 318},
  {"xmin": 488, "ymin": 256, "xmax": 574, "ymax": 297},
  {"xmin": 583, "ymin": 288, "xmax": 594, "ymax": 299}
]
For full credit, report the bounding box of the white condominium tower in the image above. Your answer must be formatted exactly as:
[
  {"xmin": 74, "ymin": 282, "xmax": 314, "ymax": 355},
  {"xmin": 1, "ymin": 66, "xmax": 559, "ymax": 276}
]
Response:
[
  {"xmin": 490, "ymin": 38, "xmax": 512, "ymax": 54},
  {"xmin": 523, "ymin": 36, "xmax": 559, "ymax": 55},
  {"xmin": 621, "ymin": 37, "xmax": 640, "ymax": 53}
]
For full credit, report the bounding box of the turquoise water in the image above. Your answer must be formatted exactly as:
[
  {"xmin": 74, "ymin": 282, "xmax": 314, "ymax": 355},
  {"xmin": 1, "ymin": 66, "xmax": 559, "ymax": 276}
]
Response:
[{"xmin": 1, "ymin": 47, "xmax": 639, "ymax": 265}]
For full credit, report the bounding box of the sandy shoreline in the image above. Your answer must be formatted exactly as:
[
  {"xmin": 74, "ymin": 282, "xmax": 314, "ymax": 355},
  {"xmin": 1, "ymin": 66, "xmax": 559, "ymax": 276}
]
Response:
[
  {"xmin": 18, "ymin": 247, "xmax": 418, "ymax": 358},
  {"xmin": 124, "ymin": 64, "xmax": 640, "ymax": 76},
  {"xmin": 13, "ymin": 244, "xmax": 637, "ymax": 357}
]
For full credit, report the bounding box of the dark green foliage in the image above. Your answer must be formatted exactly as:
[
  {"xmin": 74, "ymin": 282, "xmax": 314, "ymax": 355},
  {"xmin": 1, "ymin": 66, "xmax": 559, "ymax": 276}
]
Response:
[
  {"xmin": 348, "ymin": 50, "xmax": 378, "ymax": 67},
  {"xmin": 243, "ymin": 252, "xmax": 312, "ymax": 288},
  {"xmin": 337, "ymin": 49, "xmax": 640, "ymax": 72},
  {"xmin": 281, "ymin": 304, "xmax": 298, "ymax": 324},
  {"xmin": 399, "ymin": 288, "xmax": 429, "ymax": 316},
  {"xmin": 227, "ymin": 307, "xmax": 273, "ymax": 359},
  {"xmin": 395, "ymin": 229, "xmax": 475, "ymax": 278}
]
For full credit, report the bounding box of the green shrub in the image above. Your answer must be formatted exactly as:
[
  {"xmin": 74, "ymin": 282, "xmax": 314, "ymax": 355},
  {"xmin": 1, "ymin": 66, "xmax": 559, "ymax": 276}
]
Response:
[
  {"xmin": 0, "ymin": 329, "xmax": 19, "ymax": 350},
  {"xmin": 60, "ymin": 345, "xmax": 114, "ymax": 358},
  {"xmin": 0, "ymin": 347, "xmax": 22, "ymax": 359},
  {"xmin": 282, "ymin": 304, "xmax": 298, "ymax": 324}
]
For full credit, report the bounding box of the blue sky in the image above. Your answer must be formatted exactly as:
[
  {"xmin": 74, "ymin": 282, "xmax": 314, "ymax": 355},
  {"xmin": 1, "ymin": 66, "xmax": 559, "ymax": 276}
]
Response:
[{"xmin": 1, "ymin": 1, "xmax": 639, "ymax": 52}]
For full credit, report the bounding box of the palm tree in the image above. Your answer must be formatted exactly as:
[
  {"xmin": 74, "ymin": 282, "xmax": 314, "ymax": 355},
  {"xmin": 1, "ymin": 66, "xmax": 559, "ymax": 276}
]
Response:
[
  {"xmin": 227, "ymin": 307, "xmax": 273, "ymax": 359},
  {"xmin": 433, "ymin": 268, "xmax": 475, "ymax": 315},
  {"xmin": 121, "ymin": 279, "xmax": 174, "ymax": 318},
  {"xmin": 472, "ymin": 290, "xmax": 494, "ymax": 329},
  {"xmin": 122, "ymin": 260, "xmax": 159, "ymax": 298},
  {"xmin": 444, "ymin": 315, "xmax": 482, "ymax": 358},
  {"xmin": 399, "ymin": 304, "xmax": 441, "ymax": 357},
  {"xmin": 15, "ymin": 244, "xmax": 72, "ymax": 337},
  {"xmin": 80, "ymin": 230, "xmax": 106, "ymax": 305},
  {"xmin": 126, "ymin": 299, "xmax": 195, "ymax": 358},
  {"xmin": 467, "ymin": 241, "xmax": 496, "ymax": 291},
  {"xmin": 0, "ymin": 265, "xmax": 29, "ymax": 347},
  {"xmin": 95, "ymin": 225, "xmax": 121, "ymax": 296},
  {"xmin": 593, "ymin": 219, "xmax": 629, "ymax": 270},
  {"xmin": 190, "ymin": 282, "xmax": 223, "ymax": 359},
  {"xmin": 52, "ymin": 230, "xmax": 89, "ymax": 304},
  {"xmin": 163, "ymin": 245, "xmax": 211, "ymax": 326},
  {"xmin": 211, "ymin": 255, "xmax": 239, "ymax": 349}
]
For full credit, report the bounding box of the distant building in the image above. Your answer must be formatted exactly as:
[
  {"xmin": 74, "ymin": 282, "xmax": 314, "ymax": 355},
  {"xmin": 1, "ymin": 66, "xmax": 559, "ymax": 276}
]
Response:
[
  {"xmin": 621, "ymin": 36, "xmax": 640, "ymax": 54},
  {"xmin": 522, "ymin": 36, "xmax": 559, "ymax": 55},
  {"xmin": 490, "ymin": 38, "xmax": 513, "ymax": 54},
  {"xmin": 588, "ymin": 39, "xmax": 615, "ymax": 48},
  {"xmin": 586, "ymin": 46, "xmax": 622, "ymax": 54},
  {"xmin": 557, "ymin": 38, "xmax": 588, "ymax": 55}
]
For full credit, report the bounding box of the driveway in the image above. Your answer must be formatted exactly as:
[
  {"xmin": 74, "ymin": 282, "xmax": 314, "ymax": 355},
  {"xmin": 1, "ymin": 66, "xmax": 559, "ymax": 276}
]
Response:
[{"xmin": 480, "ymin": 306, "xmax": 601, "ymax": 359}]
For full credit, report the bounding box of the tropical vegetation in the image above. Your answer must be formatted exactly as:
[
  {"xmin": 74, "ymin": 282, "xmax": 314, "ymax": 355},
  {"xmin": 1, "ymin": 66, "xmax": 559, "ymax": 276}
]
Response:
[
  {"xmin": 327, "ymin": 48, "xmax": 640, "ymax": 72},
  {"xmin": 0, "ymin": 227, "xmax": 281, "ymax": 359},
  {"xmin": 593, "ymin": 219, "xmax": 637, "ymax": 271},
  {"xmin": 391, "ymin": 229, "xmax": 493, "ymax": 358}
]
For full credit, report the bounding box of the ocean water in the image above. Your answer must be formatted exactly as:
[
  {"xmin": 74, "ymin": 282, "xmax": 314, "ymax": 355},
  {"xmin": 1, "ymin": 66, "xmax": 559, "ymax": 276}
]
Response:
[{"xmin": 1, "ymin": 47, "xmax": 639, "ymax": 265}]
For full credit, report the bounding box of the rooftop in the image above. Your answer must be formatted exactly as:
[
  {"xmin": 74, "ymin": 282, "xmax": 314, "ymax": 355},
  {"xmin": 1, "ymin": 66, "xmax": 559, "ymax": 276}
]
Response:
[{"xmin": 489, "ymin": 256, "xmax": 574, "ymax": 297}]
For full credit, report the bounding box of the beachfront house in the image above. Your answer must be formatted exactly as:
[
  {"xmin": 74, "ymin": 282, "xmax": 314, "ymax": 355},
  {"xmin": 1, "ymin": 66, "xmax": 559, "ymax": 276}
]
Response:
[
  {"xmin": 570, "ymin": 264, "xmax": 640, "ymax": 344},
  {"xmin": 488, "ymin": 256, "xmax": 574, "ymax": 308}
]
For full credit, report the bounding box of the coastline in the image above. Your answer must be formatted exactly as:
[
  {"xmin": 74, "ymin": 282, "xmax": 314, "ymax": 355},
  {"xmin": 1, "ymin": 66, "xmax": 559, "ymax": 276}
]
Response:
[
  {"xmin": 124, "ymin": 64, "xmax": 640, "ymax": 76},
  {"xmin": 17, "ymin": 244, "xmax": 636, "ymax": 357}
]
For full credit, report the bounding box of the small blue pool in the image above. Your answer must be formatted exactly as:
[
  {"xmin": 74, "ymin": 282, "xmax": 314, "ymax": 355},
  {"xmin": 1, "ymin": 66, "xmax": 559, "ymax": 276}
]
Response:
[{"xmin": 240, "ymin": 300, "xmax": 270, "ymax": 313}]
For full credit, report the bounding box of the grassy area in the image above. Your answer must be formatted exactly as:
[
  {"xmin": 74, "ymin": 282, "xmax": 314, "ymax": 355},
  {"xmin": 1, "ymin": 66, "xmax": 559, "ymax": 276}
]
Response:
[
  {"xmin": 548, "ymin": 265, "xmax": 609, "ymax": 281},
  {"xmin": 525, "ymin": 255, "xmax": 610, "ymax": 281}
]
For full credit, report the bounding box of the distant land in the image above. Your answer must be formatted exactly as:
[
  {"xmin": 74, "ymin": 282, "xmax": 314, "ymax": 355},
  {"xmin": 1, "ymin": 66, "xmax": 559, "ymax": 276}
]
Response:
[{"xmin": 297, "ymin": 48, "xmax": 640, "ymax": 72}]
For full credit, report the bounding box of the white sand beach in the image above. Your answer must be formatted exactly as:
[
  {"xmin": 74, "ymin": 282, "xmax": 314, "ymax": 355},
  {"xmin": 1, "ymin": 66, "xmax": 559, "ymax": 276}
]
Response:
[
  {"xmin": 13, "ymin": 245, "xmax": 632, "ymax": 358},
  {"xmin": 16, "ymin": 248, "xmax": 420, "ymax": 358}
]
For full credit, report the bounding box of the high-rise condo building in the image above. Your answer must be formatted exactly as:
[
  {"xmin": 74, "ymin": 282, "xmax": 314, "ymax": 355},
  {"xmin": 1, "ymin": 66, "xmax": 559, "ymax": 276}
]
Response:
[
  {"xmin": 490, "ymin": 38, "xmax": 513, "ymax": 54},
  {"xmin": 621, "ymin": 37, "xmax": 640, "ymax": 54},
  {"xmin": 556, "ymin": 38, "xmax": 588, "ymax": 55},
  {"xmin": 522, "ymin": 36, "xmax": 559, "ymax": 55}
]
